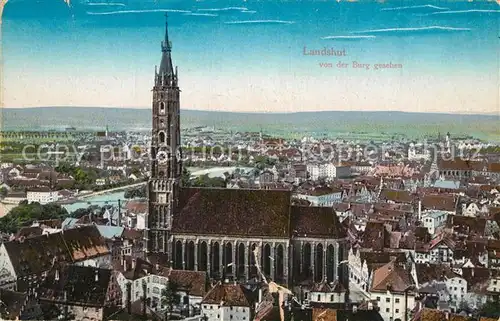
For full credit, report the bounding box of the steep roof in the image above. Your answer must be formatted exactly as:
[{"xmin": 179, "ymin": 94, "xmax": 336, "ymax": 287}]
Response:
[
  {"xmin": 169, "ymin": 269, "xmax": 208, "ymax": 297},
  {"xmin": 201, "ymin": 282, "xmax": 253, "ymax": 307},
  {"xmin": 380, "ymin": 189, "xmax": 413, "ymax": 203},
  {"xmin": 173, "ymin": 187, "xmax": 291, "ymax": 238},
  {"xmin": 310, "ymin": 279, "xmax": 346, "ymax": 293},
  {"xmin": 38, "ymin": 265, "xmax": 112, "ymax": 307},
  {"xmin": 415, "ymin": 263, "xmax": 457, "ymax": 284},
  {"xmin": 3, "ymin": 232, "xmax": 71, "ymax": 278},
  {"xmin": 370, "ymin": 260, "xmax": 413, "ymax": 293},
  {"xmin": 0, "ymin": 289, "xmax": 28, "ymax": 320},
  {"xmin": 3, "ymin": 225, "xmax": 109, "ymax": 277},
  {"xmin": 421, "ymin": 194, "xmax": 456, "ymax": 212},
  {"xmin": 59, "ymin": 225, "xmax": 109, "ymax": 261},
  {"xmin": 290, "ymin": 206, "xmax": 346, "ymax": 239}
]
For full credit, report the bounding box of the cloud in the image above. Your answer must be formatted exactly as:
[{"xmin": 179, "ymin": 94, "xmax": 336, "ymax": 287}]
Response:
[
  {"xmin": 86, "ymin": 9, "xmax": 192, "ymax": 15},
  {"xmin": 429, "ymin": 9, "xmax": 500, "ymax": 15},
  {"xmin": 321, "ymin": 35, "xmax": 376, "ymax": 40},
  {"xmin": 381, "ymin": 4, "xmax": 449, "ymax": 11},
  {"xmin": 224, "ymin": 20, "xmax": 295, "ymax": 25},
  {"xmin": 183, "ymin": 12, "xmax": 218, "ymax": 17},
  {"xmin": 352, "ymin": 26, "xmax": 471, "ymax": 35},
  {"xmin": 198, "ymin": 7, "xmax": 248, "ymax": 12},
  {"xmin": 86, "ymin": 2, "xmax": 126, "ymax": 6}
]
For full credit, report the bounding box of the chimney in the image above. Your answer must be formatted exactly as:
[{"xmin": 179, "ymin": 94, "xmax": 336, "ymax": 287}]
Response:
[
  {"xmin": 258, "ymin": 287, "xmax": 263, "ymax": 303},
  {"xmin": 155, "ymin": 263, "xmax": 160, "ymax": 271},
  {"xmin": 55, "ymin": 269, "xmax": 60, "ymax": 281},
  {"xmin": 132, "ymin": 259, "xmax": 136, "ymax": 269}
]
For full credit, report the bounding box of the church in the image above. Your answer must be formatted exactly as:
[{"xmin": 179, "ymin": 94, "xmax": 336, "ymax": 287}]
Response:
[{"xmin": 145, "ymin": 16, "xmax": 349, "ymax": 288}]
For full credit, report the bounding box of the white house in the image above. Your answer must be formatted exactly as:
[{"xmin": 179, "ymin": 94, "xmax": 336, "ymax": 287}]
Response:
[
  {"xmin": 294, "ymin": 187, "xmax": 343, "ymax": 207},
  {"xmin": 201, "ymin": 281, "xmax": 253, "ymax": 321},
  {"xmin": 26, "ymin": 188, "xmax": 59, "ymax": 205},
  {"xmin": 96, "ymin": 178, "xmax": 107, "ymax": 186},
  {"xmin": 348, "ymin": 247, "xmax": 370, "ymax": 294},
  {"xmin": 421, "ymin": 211, "xmax": 449, "ymax": 235},
  {"xmin": 308, "ymin": 280, "xmax": 346, "ymax": 304},
  {"xmin": 369, "ymin": 261, "xmax": 416, "ymax": 321},
  {"xmin": 446, "ymin": 276, "xmax": 468, "ymax": 304},
  {"xmin": 462, "ymin": 202, "xmax": 488, "ymax": 217},
  {"xmin": 117, "ymin": 257, "xmax": 207, "ymax": 314},
  {"xmin": 306, "ymin": 163, "xmax": 351, "ymax": 181}
]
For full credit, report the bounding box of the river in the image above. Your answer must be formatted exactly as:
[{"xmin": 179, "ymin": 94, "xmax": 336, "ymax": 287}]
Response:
[
  {"xmin": 61, "ymin": 166, "xmax": 243, "ymax": 213},
  {"xmin": 62, "ymin": 190, "xmax": 129, "ymax": 213}
]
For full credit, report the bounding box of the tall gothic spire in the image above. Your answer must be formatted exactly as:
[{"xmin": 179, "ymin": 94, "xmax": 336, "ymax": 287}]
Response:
[{"xmin": 159, "ymin": 13, "xmax": 174, "ymax": 79}]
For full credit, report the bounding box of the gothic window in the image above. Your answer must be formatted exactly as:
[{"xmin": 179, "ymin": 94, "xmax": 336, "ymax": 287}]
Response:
[
  {"xmin": 159, "ymin": 131, "xmax": 166, "ymax": 144},
  {"xmin": 159, "ymin": 102, "xmax": 166, "ymax": 114},
  {"xmin": 160, "ymin": 119, "xmax": 165, "ymax": 128}
]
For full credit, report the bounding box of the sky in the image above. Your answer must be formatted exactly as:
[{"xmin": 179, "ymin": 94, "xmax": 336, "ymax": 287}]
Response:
[{"xmin": 1, "ymin": 0, "xmax": 499, "ymax": 114}]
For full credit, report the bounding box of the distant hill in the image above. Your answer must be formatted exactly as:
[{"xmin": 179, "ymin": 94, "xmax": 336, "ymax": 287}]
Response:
[{"xmin": 1, "ymin": 107, "xmax": 498, "ymax": 141}]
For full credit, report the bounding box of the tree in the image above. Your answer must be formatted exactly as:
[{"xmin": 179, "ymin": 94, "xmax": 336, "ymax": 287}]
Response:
[
  {"xmin": 181, "ymin": 168, "xmax": 192, "ymax": 187},
  {"xmin": 0, "ymin": 202, "xmax": 68, "ymax": 233},
  {"xmin": 458, "ymin": 300, "xmax": 472, "ymax": 314},
  {"xmin": 191, "ymin": 175, "xmax": 225, "ymax": 188},
  {"xmin": 161, "ymin": 281, "xmax": 180, "ymax": 320},
  {"xmin": 479, "ymin": 300, "xmax": 500, "ymax": 318},
  {"xmin": 124, "ymin": 185, "xmax": 146, "ymax": 199},
  {"xmin": 0, "ymin": 187, "xmax": 8, "ymax": 197}
]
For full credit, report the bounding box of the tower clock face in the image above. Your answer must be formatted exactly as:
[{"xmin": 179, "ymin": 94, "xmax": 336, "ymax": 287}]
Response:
[{"xmin": 156, "ymin": 151, "xmax": 168, "ymax": 164}]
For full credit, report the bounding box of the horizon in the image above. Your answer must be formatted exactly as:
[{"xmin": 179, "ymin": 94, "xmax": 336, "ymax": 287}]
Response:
[
  {"xmin": 2, "ymin": 106, "xmax": 499, "ymax": 117},
  {"xmin": 1, "ymin": 0, "xmax": 499, "ymax": 114}
]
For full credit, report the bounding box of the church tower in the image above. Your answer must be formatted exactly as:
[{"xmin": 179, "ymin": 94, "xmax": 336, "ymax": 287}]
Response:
[{"xmin": 145, "ymin": 14, "xmax": 182, "ymax": 254}]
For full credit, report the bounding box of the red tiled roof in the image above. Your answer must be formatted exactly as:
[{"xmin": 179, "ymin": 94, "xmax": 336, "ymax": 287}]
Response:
[
  {"xmin": 312, "ymin": 308, "xmax": 338, "ymax": 321},
  {"xmin": 421, "ymin": 194, "xmax": 456, "ymax": 212},
  {"xmin": 290, "ymin": 206, "xmax": 346, "ymax": 239},
  {"xmin": 370, "ymin": 260, "xmax": 413, "ymax": 293},
  {"xmin": 169, "ymin": 269, "xmax": 208, "ymax": 297},
  {"xmin": 172, "ymin": 187, "xmax": 291, "ymax": 238},
  {"xmin": 380, "ymin": 189, "xmax": 413, "ymax": 203},
  {"xmin": 417, "ymin": 308, "xmax": 446, "ymax": 321},
  {"xmin": 201, "ymin": 282, "xmax": 253, "ymax": 307},
  {"xmin": 310, "ymin": 279, "xmax": 346, "ymax": 293},
  {"xmin": 126, "ymin": 200, "xmax": 148, "ymax": 214},
  {"xmin": 415, "ymin": 263, "xmax": 456, "ymax": 284},
  {"xmin": 439, "ymin": 159, "xmax": 480, "ymax": 171},
  {"xmin": 446, "ymin": 215, "xmax": 487, "ymax": 236},
  {"xmin": 487, "ymin": 163, "xmax": 500, "ymax": 173}
]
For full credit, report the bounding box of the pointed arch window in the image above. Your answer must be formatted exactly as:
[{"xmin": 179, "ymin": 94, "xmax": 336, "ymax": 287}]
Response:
[
  {"xmin": 159, "ymin": 102, "xmax": 166, "ymax": 114},
  {"xmin": 159, "ymin": 131, "xmax": 166, "ymax": 144}
]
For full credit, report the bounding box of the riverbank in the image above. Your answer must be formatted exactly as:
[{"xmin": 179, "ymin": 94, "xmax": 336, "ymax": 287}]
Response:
[{"xmin": 75, "ymin": 181, "xmax": 146, "ymax": 200}]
